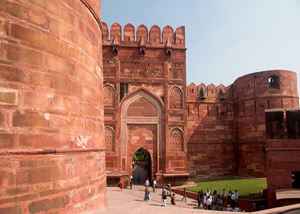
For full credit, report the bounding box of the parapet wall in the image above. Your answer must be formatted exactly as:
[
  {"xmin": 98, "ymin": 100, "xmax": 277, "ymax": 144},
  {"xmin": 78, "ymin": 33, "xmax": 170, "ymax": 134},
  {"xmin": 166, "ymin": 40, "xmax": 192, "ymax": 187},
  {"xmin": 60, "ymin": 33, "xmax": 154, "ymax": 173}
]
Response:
[
  {"xmin": 102, "ymin": 22, "xmax": 185, "ymax": 48},
  {"xmin": 0, "ymin": 0, "xmax": 106, "ymax": 213}
]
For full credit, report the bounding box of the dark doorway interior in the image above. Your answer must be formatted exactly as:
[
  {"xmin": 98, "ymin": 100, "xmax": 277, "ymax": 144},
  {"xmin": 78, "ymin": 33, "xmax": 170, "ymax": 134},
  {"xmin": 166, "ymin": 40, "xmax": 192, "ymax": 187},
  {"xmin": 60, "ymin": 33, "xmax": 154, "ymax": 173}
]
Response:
[
  {"xmin": 292, "ymin": 172, "xmax": 300, "ymax": 188},
  {"xmin": 132, "ymin": 148, "xmax": 151, "ymax": 185}
]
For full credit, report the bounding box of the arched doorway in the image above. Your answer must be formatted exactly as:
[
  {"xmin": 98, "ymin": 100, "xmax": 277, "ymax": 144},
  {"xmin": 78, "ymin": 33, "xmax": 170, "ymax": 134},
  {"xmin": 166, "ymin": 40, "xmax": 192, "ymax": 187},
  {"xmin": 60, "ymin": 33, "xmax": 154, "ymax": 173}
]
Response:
[
  {"xmin": 121, "ymin": 89, "xmax": 163, "ymax": 182},
  {"xmin": 132, "ymin": 148, "xmax": 151, "ymax": 185}
]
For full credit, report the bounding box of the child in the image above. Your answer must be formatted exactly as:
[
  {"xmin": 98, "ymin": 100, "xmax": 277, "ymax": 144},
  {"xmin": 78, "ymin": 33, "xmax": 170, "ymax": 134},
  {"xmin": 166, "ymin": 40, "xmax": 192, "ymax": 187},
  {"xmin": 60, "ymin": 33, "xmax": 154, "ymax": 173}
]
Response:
[{"xmin": 171, "ymin": 193, "xmax": 176, "ymax": 205}]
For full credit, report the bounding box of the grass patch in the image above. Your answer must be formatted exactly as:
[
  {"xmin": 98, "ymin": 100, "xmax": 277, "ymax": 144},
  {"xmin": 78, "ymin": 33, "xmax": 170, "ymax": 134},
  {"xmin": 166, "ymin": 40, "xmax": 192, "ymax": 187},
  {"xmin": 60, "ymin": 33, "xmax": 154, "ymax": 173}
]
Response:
[{"xmin": 186, "ymin": 178, "xmax": 267, "ymax": 199}]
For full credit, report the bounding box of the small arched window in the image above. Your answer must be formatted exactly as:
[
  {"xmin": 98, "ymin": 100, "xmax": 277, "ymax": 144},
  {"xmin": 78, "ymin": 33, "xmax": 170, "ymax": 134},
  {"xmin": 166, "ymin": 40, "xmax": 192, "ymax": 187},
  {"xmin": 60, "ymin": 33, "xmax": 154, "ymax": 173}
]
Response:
[{"xmin": 268, "ymin": 75, "xmax": 280, "ymax": 89}]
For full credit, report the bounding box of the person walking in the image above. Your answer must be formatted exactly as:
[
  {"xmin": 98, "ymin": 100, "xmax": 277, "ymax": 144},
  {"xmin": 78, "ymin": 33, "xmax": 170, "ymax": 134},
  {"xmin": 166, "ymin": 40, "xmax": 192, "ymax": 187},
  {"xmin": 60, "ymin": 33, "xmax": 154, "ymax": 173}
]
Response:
[
  {"xmin": 152, "ymin": 178, "xmax": 157, "ymax": 193},
  {"xmin": 144, "ymin": 186, "xmax": 149, "ymax": 202},
  {"xmin": 167, "ymin": 181, "xmax": 172, "ymax": 196},
  {"xmin": 181, "ymin": 187, "xmax": 187, "ymax": 202},
  {"xmin": 161, "ymin": 187, "xmax": 167, "ymax": 207},
  {"xmin": 145, "ymin": 178, "xmax": 149, "ymax": 187},
  {"xmin": 130, "ymin": 175, "xmax": 133, "ymax": 189}
]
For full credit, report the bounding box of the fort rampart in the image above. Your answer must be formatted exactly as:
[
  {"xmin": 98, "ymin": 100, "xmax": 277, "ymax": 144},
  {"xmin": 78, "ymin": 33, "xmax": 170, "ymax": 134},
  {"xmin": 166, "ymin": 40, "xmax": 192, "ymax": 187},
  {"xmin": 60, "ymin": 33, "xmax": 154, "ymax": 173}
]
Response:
[
  {"xmin": 0, "ymin": 0, "xmax": 106, "ymax": 213},
  {"xmin": 187, "ymin": 70, "xmax": 298, "ymax": 179}
]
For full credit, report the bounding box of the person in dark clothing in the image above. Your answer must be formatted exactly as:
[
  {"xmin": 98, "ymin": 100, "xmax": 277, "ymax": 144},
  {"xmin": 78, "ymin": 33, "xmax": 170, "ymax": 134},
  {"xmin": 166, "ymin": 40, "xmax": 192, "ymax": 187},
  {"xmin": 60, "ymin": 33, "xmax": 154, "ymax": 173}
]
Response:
[
  {"xmin": 197, "ymin": 191, "xmax": 201, "ymax": 207},
  {"xmin": 171, "ymin": 193, "xmax": 176, "ymax": 205},
  {"xmin": 181, "ymin": 188, "xmax": 186, "ymax": 202},
  {"xmin": 200, "ymin": 189, "xmax": 204, "ymax": 207}
]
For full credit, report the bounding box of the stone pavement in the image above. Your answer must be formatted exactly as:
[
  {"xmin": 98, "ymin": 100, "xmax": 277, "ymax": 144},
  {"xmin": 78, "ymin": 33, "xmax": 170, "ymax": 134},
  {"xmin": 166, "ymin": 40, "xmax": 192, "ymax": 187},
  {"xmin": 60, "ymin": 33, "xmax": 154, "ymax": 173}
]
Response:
[
  {"xmin": 85, "ymin": 185, "xmax": 233, "ymax": 214},
  {"xmin": 84, "ymin": 185, "xmax": 300, "ymax": 214}
]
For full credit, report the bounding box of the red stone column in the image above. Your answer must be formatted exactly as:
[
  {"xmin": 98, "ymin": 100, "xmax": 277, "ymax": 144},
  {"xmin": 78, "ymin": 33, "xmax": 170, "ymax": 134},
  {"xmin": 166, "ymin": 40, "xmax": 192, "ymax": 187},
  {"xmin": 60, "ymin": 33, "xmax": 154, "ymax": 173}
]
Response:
[{"xmin": 0, "ymin": 0, "xmax": 106, "ymax": 213}]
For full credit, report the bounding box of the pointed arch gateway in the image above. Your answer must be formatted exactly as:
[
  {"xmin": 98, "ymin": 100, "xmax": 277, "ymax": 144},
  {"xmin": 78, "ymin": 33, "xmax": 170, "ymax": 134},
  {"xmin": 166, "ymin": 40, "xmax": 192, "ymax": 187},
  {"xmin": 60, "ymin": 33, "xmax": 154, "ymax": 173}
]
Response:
[
  {"xmin": 121, "ymin": 89, "xmax": 163, "ymax": 179},
  {"xmin": 132, "ymin": 147, "xmax": 152, "ymax": 185}
]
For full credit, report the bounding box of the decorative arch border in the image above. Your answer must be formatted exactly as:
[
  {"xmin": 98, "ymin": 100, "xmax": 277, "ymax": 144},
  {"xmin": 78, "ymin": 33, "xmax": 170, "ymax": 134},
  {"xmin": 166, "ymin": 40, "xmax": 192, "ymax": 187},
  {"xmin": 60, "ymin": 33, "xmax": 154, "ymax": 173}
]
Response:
[
  {"xmin": 104, "ymin": 126, "xmax": 116, "ymax": 152},
  {"xmin": 121, "ymin": 88, "xmax": 163, "ymax": 172},
  {"xmin": 169, "ymin": 126, "xmax": 184, "ymax": 134},
  {"xmin": 169, "ymin": 85, "xmax": 183, "ymax": 109},
  {"xmin": 103, "ymin": 83, "xmax": 116, "ymax": 90}
]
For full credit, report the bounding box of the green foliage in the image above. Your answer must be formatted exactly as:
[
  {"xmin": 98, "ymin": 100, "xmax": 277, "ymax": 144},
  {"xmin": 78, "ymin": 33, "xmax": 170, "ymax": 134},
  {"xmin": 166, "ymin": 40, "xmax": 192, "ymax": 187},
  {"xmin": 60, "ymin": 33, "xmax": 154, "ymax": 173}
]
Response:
[
  {"xmin": 133, "ymin": 148, "xmax": 150, "ymax": 163},
  {"xmin": 186, "ymin": 178, "xmax": 267, "ymax": 199}
]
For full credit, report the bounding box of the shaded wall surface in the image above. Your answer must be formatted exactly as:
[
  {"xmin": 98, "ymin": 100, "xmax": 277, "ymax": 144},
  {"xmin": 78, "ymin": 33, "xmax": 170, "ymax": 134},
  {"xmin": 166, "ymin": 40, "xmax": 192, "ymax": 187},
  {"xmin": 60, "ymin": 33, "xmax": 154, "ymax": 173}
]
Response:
[
  {"xmin": 187, "ymin": 70, "xmax": 299, "ymax": 179},
  {"xmin": 266, "ymin": 109, "xmax": 300, "ymax": 208},
  {"xmin": 0, "ymin": 0, "xmax": 106, "ymax": 213}
]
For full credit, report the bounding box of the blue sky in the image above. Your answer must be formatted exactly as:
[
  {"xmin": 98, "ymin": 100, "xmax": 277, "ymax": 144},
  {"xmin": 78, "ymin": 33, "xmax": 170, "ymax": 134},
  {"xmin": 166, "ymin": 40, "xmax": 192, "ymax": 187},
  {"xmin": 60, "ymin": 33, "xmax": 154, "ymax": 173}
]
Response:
[{"xmin": 101, "ymin": 0, "xmax": 300, "ymax": 97}]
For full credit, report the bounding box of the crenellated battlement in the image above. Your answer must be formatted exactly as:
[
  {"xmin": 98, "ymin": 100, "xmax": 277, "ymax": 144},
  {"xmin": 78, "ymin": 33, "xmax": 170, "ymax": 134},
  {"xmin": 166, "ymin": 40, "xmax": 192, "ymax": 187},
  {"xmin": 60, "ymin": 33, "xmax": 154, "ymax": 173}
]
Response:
[
  {"xmin": 102, "ymin": 22, "xmax": 185, "ymax": 48},
  {"xmin": 187, "ymin": 82, "xmax": 229, "ymax": 101}
]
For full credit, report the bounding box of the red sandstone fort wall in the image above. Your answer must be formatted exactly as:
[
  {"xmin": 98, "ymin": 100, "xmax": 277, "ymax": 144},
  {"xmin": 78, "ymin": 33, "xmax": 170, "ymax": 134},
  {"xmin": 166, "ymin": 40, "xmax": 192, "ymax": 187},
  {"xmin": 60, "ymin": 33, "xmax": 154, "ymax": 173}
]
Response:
[
  {"xmin": 102, "ymin": 23, "xmax": 188, "ymax": 184},
  {"xmin": 234, "ymin": 70, "xmax": 298, "ymax": 177},
  {"xmin": 187, "ymin": 70, "xmax": 299, "ymax": 179},
  {"xmin": 0, "ymin": 0, "xmax": 106, "ymax": 213},
  {"xmin": 187, "ymin": 83, "xmax": 236, "ymax": 179}
]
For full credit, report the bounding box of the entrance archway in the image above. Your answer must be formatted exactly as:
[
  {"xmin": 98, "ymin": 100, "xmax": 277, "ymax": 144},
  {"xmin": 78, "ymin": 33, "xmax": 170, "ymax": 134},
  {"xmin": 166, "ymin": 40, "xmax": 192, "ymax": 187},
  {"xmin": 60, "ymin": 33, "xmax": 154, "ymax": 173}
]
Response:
[
  {"xmin": 132, "ymin": 148, "xmax": 151, "ymax": 185},
  {"xmin": 121, "ymin": 89, "xmax": 163, "ymax": 184}
]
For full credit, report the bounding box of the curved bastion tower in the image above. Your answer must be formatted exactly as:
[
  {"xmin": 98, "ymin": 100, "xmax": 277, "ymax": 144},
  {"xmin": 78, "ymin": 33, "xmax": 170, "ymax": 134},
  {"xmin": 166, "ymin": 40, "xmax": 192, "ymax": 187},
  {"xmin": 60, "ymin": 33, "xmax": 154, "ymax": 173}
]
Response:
[{"xmin": 0, "ymin": 0, "xmax": 106, "ymax": 213}]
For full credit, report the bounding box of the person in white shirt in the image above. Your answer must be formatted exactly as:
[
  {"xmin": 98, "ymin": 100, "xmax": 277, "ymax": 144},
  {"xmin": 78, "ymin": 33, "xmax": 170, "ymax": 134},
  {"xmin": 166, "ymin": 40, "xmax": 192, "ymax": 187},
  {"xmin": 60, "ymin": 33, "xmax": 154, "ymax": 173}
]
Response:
[
  {"xmin": 145, "ymin": 178, "xmax": 149, "ymax": 187},
  {"xmin": 234, "ymin": 190, "xmax": 239, "ymax": 199},
  {"xmin": 206, "ymin": 195, "xmax": 212, "ymax": 210},
  {"xmin": 231, "ymin": 193, "xmax": 236, "ymax": 208},
  {"xmin": 233, "ymin": 189, "xmax": 239, "ymax": 208},
  {"xmin": 152, "ymin": 179, "xmax": 157, "ymax": 193},
  {"xmin": 206, "ymin": 188, "xmax": 210, "ymax": 197}
]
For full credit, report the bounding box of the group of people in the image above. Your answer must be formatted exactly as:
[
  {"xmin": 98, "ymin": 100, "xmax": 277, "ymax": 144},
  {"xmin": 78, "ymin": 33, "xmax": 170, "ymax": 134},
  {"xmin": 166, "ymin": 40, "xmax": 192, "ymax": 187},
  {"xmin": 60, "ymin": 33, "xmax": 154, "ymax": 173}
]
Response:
[
  {"xmin": 196, "ymin": 188, "xmax": 240, "ymax": 211},
  {"xmin": 143, "ymin": 179, "xmax": 176, "ymax": 207},
  {"xmin": 161, "ymin": 185, "xmax": 176, "ymax": 206},
  {"xmin": 140, "ymin": 179, "xmax": 242, "ymax": 211}
]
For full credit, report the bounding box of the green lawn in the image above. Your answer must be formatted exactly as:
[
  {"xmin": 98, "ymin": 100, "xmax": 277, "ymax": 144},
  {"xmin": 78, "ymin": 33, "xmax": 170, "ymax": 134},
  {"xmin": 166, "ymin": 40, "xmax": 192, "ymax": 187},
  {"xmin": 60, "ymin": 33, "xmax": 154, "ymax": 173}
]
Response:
[{"xmin": 186, "ymin": 178, "xmax": 267, "ymax": 199}]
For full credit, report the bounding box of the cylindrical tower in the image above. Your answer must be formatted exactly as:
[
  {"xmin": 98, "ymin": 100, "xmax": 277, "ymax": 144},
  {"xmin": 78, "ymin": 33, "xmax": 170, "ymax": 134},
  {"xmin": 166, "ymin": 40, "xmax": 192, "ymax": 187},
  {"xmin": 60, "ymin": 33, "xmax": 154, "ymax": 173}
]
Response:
[
  {"xmin": 0, "ymin": 0, "xmax": 106, "ymax": 213},
  {"xmin": 233, "ymin": 70, "xmax": 298, "ymax": 177}
]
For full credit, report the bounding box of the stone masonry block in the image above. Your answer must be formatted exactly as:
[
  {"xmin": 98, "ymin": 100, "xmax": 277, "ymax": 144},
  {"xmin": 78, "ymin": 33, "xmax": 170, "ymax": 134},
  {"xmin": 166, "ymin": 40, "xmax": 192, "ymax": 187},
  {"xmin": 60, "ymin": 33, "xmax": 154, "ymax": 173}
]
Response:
[
  {"xmin": 0, "ymin": 205, "xmax": 22, "ymax": 214},
  {"xmin": 6, "ymin": 44, "xmax": 43, "ymax": 68},
  {"xmin": 0, "ymin": 88, "xmax": 18, "ymax": 105},
  {"xmin": 28, "ymin": 195, "xmax": 70, "ymax": 214}
]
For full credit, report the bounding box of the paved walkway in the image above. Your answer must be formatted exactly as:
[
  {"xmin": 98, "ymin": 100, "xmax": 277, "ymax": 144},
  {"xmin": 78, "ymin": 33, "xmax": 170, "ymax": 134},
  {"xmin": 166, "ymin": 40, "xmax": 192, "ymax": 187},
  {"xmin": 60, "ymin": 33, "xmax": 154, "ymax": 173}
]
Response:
[
  {"xmin": 84, "ymin": 185, "xmax": 300, "ymax": 214},
  {"xmin": 85, "ymin": 185, "xmax": 233, "ymax": 214}
]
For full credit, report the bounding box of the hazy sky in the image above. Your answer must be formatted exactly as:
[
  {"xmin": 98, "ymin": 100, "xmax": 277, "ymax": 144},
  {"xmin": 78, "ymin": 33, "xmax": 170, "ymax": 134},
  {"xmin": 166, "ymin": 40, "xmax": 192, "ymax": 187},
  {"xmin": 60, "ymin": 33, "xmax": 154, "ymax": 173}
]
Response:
[{"xmin": 101, "ymin": 0, "xmax": 300, "ymax": 96}]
